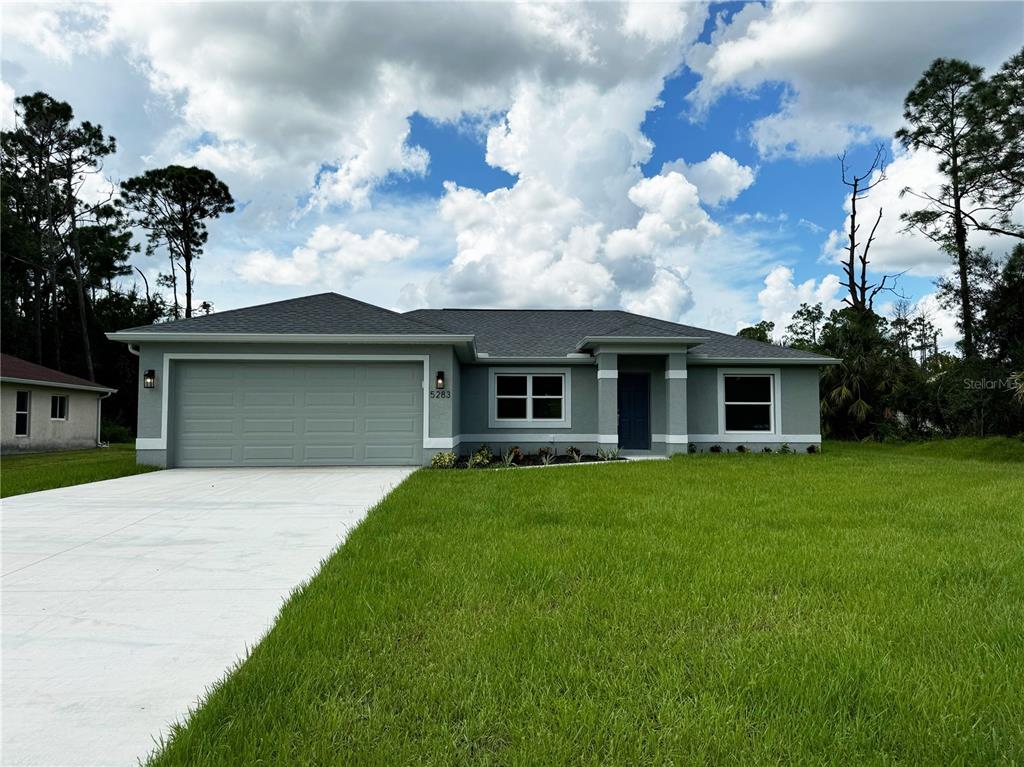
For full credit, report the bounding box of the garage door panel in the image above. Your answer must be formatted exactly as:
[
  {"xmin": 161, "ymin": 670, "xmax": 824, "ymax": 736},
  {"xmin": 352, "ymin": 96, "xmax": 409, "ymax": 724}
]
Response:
[
  {"xmin": 365, "ymin": 391, "xmax": 419, "ymax": 407},
  {"xmin": 304, "ymin": 391, "xmax": 356, "ymax": 407},
  {"xmin": 182, "ymin": 418, "xmax": 235, "ymax": 435},
  {"xmin": 243, "ymin": 445, "xmax": 295, "ymax": 461},
  {"xmin": 172, "ymin": 361, "xmax": 422, "ymax": 467},
  {"xmin": 242, "ymin": 418, "xmax": 297, "ymax": 434},
  {"xmin": 366, "ymin": 417, "xmax": 418, "ymax": 433},
  {"xmin": 303, "ymin": 445, "xmax": 357, "ymax": 460},
  {"xmin": 182, "ymin": 446, "xmax": 236, "ymax": 463},
  {"xmin": 365, "ymin": 444, "xmax": 417, "ymax": 460},
  {"xmin": 243, "ymin": 391, "xmax": 295, "ymax": 407},
  {"xmin": 186, "ymin": 392, "xmax": 235, "ymax": 407},
  {"xmin": 304, "ymin": 418, "xmax": 356, "ymax": 433}
]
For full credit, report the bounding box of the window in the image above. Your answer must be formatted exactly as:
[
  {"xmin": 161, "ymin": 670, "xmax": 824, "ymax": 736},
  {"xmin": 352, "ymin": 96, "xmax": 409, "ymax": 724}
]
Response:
[
  {"xmin": 723, "ymin": 374, "xmax": 774, "ymax": 432},
  {"xmin": 50, "ymin": 394, "xmax": 68, "ymax": 421},
  {"xmin": 15, "ymin": 391, "xmax": 30, "ymax": 436},
  {"xmin": 490, "ymin": 369, "xmax": 572, "ymax": 428}
]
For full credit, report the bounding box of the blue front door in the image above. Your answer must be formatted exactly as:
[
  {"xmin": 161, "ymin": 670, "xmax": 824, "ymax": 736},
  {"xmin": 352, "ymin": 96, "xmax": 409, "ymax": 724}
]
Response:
[{"xmin": 617, "ymin": 373, "xmax": 650, "ymax": 449}]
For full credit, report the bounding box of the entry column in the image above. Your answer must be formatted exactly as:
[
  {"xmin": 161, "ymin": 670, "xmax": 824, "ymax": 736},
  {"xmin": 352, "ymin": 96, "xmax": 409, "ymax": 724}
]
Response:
[
  {"xmin": 665, "ymin": 352, "xmax": 688, "ymax": 455},
  {"xmin": 596, "ymin": 352, "xmax": 618, "ymax": 449}
]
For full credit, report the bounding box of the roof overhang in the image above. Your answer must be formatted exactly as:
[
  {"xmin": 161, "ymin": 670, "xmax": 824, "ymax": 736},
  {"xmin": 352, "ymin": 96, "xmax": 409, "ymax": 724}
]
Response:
[
  {"xmin": 687, "ymin": 355, "xmax": 841, "ymax": 366},
  {"xmin": 1, "ymin": 376, "xmax": 117, "ymax": 393},
  {"xmin": 575, "ymin": 336, "xmax": 709, "ymax": 353},
  {"xmin": 106, "ymin": 331, "xmax": 479, "ymax": 362},
  {"xmin": 107, "ymin": 331, "xmax": 475, "ymax": 344}
]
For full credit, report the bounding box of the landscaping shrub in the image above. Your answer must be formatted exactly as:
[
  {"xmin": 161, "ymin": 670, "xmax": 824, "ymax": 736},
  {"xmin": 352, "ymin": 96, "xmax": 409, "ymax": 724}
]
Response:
[
  {"xmin": 468, "ymin": 445, "xmax": 494, "ymax": 468},
  {"xmin": 565, "ymin": 446, "xmax": 582, "ymax": 462},
  {"xmin": 807, "ymin": 444, "xmax": 820, "ymax": 454},
  {"xmin": 430, "ymin": 451, "xmax": 457, "ymax": 469},
  {"xmin": 709, "ymin": 445, "xmax": 722, "ymax": 453},
  {"xmin": 736, "ymin": 445, "xmax": 748, "ymax": 453}
]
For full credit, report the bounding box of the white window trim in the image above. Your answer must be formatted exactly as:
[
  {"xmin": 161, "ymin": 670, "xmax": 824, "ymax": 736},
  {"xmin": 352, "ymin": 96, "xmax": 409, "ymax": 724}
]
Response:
[
  {"xmin": 14, "ymin": 390, "xmax": 30, "ymax": 437},
  {"xmin": 50, "ymin": 394, "xmax": 69, "ymax": 421},
  {"xmin": 488, "ymin": 367, "xmax": 572, "ymax": 429},
  {"xmin": 718, "ymin": 368, "xmax": 781, "ymax": 436}
]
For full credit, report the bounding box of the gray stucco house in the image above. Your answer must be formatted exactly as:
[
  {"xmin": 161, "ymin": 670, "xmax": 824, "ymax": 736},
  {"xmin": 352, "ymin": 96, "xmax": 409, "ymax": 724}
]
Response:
[{"xmin": 108, "ymin": 292, "xmax": 838, "ymax": 467}]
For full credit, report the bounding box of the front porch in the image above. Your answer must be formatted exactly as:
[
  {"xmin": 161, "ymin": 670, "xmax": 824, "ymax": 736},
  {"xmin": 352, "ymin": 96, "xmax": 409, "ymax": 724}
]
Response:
[{"xmin": 595, "ymin": 350, "xmax": 689, "ymax": 457}]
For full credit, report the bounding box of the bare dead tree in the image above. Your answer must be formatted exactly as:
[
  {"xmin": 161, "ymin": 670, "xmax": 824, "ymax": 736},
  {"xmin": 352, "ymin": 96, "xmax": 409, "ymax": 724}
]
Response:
[{"xmin": 839, "ymin": 144, "xmax": 903, "ymax": 312}]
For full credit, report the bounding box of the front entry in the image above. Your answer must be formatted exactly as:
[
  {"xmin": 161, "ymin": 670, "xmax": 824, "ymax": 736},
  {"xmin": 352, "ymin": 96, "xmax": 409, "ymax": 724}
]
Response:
[{"xmin": 617, "ymin": 373, "xmax": 651, "ymax": 449}]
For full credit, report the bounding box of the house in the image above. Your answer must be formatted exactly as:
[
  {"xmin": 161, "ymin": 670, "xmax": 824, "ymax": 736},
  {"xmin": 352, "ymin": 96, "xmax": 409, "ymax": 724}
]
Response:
[
  {"xmin": 1, "ymin": 353, "xmax": 117, "ymax": 454},
  {"xmin": 108, "ymin": 293, "xmax": 838, "ymax": 468}
]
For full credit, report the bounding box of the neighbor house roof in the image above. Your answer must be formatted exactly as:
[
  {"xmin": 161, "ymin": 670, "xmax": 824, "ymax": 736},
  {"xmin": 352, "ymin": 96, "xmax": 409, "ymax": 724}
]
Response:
[
  {"xmin": 107, "ymin": 292, "xmax": 836, "ymax": 364},
  {"xmin": 0, "ymin": 353, "xmax": 116, "ymax": 393}
]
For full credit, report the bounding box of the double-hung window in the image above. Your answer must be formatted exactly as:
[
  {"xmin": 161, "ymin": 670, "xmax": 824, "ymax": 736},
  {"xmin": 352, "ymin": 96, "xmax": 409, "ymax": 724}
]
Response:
[
  {"xmin": 490, "ymin": 369, "xmax": 571, "ymax": 428},
  {"xmin": 50, "ymin": 394, "xmax": 68, "ymax": 421},
  {"xmin": 15, "ymin": 391, "xmax": 30, "ymax": 436},
  {"xmin": 723, "ymin": 374, "xmax": 774, "ymax": 433}
]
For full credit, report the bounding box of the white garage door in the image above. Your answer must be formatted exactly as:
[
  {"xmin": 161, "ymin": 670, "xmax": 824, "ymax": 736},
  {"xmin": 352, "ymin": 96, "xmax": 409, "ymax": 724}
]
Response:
[{"xmin": 170, "ymin": 361, "xmax": 423, "ymax": 467}]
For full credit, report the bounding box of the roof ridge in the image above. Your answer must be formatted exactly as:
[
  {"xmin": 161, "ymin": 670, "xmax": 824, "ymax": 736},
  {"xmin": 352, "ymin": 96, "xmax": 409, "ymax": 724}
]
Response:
[
  {"xmin": 335, "ymin": 294, "xmax": 453, "ymax": 333},
  {"xmin": 416, "ymin": 308, "xmax": 598, "ymax": 313}
]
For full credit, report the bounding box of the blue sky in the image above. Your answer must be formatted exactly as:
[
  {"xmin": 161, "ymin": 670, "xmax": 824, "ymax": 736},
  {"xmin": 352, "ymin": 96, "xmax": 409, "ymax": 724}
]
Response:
[{"xmin": 3, "ymin": 1, "xmax": 1021, "ymax": 344}]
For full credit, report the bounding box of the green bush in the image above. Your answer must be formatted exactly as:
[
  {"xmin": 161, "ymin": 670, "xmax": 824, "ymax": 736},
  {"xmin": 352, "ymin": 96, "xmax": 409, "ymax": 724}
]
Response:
[
  {"xmin": 430, "ymin": 451, "xmax": 457, "ymax": 469},
  {"xmin": 468, "ymin": 445, "xmax": 494, "ymax": 469},
  {"xmin": 101, "ymin": 421, "xmax": 134, "ymax": 444}
]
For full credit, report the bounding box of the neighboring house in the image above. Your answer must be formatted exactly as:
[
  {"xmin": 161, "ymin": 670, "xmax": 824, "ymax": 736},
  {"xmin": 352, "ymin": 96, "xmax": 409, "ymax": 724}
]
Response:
[
  {"xmin": 1, "ymin": 353, "xmax": 117, "ymax": 454},
  {"xmin": 108, "ymin": 292, "xmax": 839, "ymax": 468}
]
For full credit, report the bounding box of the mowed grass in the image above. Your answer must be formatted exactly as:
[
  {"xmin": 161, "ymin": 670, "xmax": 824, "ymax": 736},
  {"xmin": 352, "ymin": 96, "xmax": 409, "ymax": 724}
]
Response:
[
  {"xmin": 0, "ymin": 443, "xmax": 157, "ymax": 497},
  {"xmin": 150, "ymin": 440, "xmax": 1024, "ymax": 766}
]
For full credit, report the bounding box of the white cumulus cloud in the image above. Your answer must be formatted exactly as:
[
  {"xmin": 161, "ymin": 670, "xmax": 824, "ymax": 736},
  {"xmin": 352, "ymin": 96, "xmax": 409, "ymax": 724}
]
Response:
[
  {"xmin": 236, "ymin": 226, "xmax": 418, "ymax": 287},
  {"xmin": 688, "ymin": 1, "xmax": 1023, "ymax": 158},
  {"xmin": 754, "ymin": 265, "xmax": 842, "ymax": 336},
  {"xmin": 661, "ymin": 151, "xmax": 755, "ymax": 207}
]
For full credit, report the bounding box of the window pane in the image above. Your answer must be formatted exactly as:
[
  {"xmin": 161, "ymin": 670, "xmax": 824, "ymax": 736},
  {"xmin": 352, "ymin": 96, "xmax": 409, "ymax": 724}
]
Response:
[
  {"xmin": 533, "ymin": 398, "xmax": 563, "ymax": 419},
  {"xmin": 724, "ymin": 375, "xmax": 771, "ymax": 403},
  {"xmin": 51, "ymin": 397, "xmax": 59, "ymax": 419},
  {"xmin": 496, "ymin": 375, "xmax": 527, "ymax": 396},
  {"xmin": 16, "ymin": 391, "xmax": 29, "ymax": 411},
  {"xmin": 496, "ymin": 397, "xmax": 527, "ymax": 419},
  {"xmin": 15, "ymin": 412, "xmax": 28, "ymax": 436},
  {"xmin": 59, "ymin": 398, "xmax": 66, "ymax": 418},
  {"xmin": 725, "ymin": 404, "xmax": 772, "ymax": 431},
  {"xmin": 532, "ymin": 375, "xmax": 563, "ymax": 397}
]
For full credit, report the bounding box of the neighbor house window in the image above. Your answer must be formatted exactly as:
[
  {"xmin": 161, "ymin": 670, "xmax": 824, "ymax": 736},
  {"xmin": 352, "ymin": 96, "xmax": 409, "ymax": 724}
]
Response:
[
  {"xmin": 723, "ymin": 374, "xmax": 774, "ymax": 432},
  {"xmin": 490, "ymin": 369, "xmax": 572, "ymax": 428},
  {"xmin": 15, "ymin": 391, "xmax": 30, "ymax": 436},
  {"xmin": 50, "ymin": 394, "xmax": 68, "ymax": 421}
]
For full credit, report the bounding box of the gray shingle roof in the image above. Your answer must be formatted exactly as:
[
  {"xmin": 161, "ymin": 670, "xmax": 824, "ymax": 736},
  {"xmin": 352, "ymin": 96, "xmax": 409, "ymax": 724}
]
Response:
[
  {"xmin": 115, "ymin": 293, "xmax": 454, "ymax": 336},
  {"xmin": 113, "ymin": 292, "xmax": 833, "ymax": 362},
  {"xmin": 404, "ymin": 308, "xmax": 832, "ymax": 361}
]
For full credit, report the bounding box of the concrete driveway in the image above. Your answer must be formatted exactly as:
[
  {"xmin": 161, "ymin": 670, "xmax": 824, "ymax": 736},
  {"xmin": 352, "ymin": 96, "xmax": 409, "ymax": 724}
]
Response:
[{"xmin": 1, "ymin": 466, "xmax": 414, "ymax": 767}]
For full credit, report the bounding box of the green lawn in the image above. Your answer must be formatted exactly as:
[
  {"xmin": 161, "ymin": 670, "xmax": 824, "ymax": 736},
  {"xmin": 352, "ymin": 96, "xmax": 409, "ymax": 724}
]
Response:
[
  {"xmin": 150, "ymin": 440, "xmax": 1023, "ymax": 766},
  {"xmin": 0, "ymin": 443, "xmax": 157, "ymax": 498}
]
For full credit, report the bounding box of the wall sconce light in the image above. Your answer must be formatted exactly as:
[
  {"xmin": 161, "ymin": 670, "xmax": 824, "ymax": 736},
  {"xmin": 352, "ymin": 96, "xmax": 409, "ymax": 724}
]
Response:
[
  {"xmin": 143, "ymin": 369, "xmax": 156, "ymax": 389},
  {"xmin": 435, "ymin": 370, "xmax": 445, "ymax": 390}
]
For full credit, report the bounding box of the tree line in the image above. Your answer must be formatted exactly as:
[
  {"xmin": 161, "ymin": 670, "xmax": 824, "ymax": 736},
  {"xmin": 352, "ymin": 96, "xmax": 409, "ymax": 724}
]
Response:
[
  {"xmin": 739, "ymin": 48, "xmax": 1024, "ymax": 439},
  {"xmin": 1, "ymin": 92, "xmax": 234, "ymax": 435}
]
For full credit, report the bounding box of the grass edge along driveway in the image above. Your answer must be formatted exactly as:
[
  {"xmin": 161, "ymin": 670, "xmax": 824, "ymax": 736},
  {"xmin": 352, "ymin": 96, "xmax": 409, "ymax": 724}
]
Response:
[
  {"xmin": 1, "ymin": 443, "xmax": 157, "ymax": 498},
  {"xmin": 149, "ymin": 439, "xmax": 1023, "ymax": 765}
]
